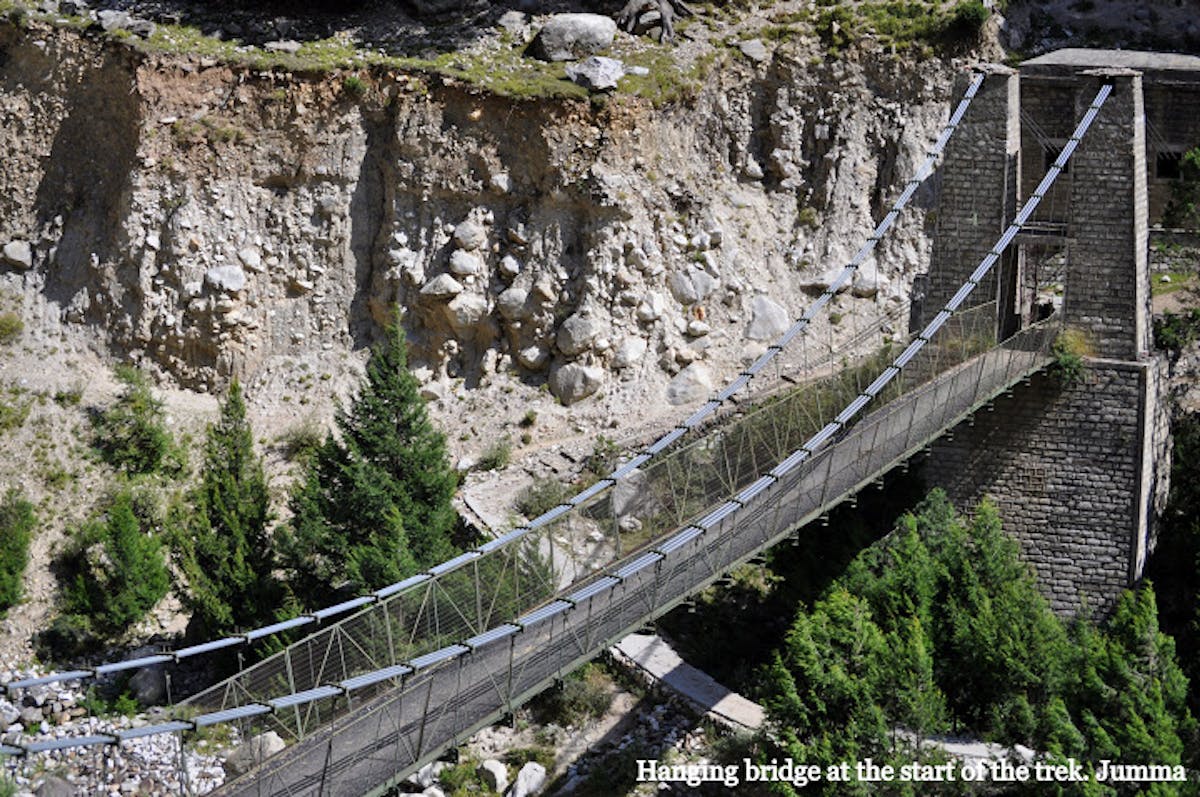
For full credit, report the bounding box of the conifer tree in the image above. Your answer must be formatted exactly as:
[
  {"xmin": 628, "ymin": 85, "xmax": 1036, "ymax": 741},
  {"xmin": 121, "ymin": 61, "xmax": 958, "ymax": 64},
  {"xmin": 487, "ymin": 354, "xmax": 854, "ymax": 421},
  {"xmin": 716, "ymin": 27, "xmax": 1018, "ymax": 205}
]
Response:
[
  {"xmin": 173, "ymin": 382, "xmax": 280, "ymax": 639},
  {"xmin": 63, "ymin": 490, "xmax": 169, "ymax": 635},
  {"xmin": 279, "ymin": 312, "xmax": 458, "ymax": 606}
]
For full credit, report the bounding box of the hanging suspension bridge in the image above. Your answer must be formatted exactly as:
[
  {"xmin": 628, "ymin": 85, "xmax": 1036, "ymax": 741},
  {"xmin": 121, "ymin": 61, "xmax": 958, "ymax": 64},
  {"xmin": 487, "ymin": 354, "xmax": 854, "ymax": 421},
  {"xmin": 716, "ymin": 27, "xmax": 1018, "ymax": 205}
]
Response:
[{"xmin": 0, "ymin": 68, "xmax": 1126, "ymax": 796}]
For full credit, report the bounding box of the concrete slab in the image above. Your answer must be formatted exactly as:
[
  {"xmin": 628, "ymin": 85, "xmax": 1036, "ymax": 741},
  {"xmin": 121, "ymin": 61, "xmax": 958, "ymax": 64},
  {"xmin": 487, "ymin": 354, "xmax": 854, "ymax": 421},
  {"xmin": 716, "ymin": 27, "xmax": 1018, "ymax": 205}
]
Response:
[{"xmin": 612, "ymin": 633, "xmax": 765, "ymax": 731}]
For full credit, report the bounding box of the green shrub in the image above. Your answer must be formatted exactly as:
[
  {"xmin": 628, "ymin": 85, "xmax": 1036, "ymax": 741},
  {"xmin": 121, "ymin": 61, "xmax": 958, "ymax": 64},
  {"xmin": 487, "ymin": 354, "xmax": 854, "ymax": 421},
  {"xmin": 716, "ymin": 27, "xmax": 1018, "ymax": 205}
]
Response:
[
  {"xmin": 1049, "ymin": 327, "xmax": 1092, "ymax": 385},
  {"xmin": 1155, "ymin": 309, "xmax": 1200, "ymax": 354},
  {"xmin": 1164, "ymin": 145, "xmax": 1200, "ymax": 231},
  {"xmin": 531, "ymin": 663, "xmax": 613, "ymax": 726},
  {"xmin": 0, "ymin": 312, "xmax": 22, "ymax": 345},
  {"xmin": 278, "ymin": 417, "xmax": 324, "ymax": 462},
  {"xmin": 342, "ymin": 74, "xmax": 366, "ymax": 96},
  {"xmin": 476, "ymin": 436, "xmax": 512, "ymax": 472},
  {"xmin": 942, "ymin": 0, "xmax": 989, "ymax": 41},
  {"xmin": 57, "ymin": 490, "xmax": 170, "ymax": 638},
  {"xmin": 515, "ymin": 477, "xmax": 572, "ymax": 519},
  {"xmin": 0, "ymin": 388, "xmax": 31, "ymax": 434},
  {"xmin": 0, "ymin": 490, "xmax": 35, "ymax": 616},
  {"xmin": 35, "ymin": 612, "xmax": 99, "ymax": 661},
  {"xmin": 93, "ymin": 365, "xmax": 184, "ymax": 475}
]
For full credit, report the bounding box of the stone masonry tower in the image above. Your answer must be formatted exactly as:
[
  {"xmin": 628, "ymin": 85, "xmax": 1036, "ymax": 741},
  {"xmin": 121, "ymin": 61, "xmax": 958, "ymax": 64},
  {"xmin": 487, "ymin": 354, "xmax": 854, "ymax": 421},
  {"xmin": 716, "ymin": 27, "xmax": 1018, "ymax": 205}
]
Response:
[{"xmin": 923, "ymin": 63, "xmax": 1170, "ymax": 617}]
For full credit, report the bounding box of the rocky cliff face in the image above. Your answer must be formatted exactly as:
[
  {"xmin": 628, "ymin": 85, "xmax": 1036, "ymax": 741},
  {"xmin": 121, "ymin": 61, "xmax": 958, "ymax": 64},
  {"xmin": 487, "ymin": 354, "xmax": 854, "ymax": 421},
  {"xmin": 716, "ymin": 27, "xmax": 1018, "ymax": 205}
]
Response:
[{"xmin": 1, "ymin": 19, "xmax": 958, "ymax": 456}]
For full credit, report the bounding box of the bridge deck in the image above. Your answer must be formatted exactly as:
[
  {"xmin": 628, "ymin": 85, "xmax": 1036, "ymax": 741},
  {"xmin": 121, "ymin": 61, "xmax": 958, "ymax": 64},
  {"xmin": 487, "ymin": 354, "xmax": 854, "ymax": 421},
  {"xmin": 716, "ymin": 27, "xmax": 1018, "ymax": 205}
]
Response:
[{"xmin": 215, "ymin": 324, "xmax": 1055, "ymax": 797}]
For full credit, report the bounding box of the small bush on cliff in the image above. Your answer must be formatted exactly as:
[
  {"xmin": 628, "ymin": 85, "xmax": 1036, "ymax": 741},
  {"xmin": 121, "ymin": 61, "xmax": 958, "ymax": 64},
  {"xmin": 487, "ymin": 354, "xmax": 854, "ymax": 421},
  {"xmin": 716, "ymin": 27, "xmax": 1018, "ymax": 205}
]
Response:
[
  {"xmin": 0, "ymin": 312, "xmax": 22, "ymax": 345},
  {"xmin": 172, "ymin": 382, "xmax": 282, "ymax": 640},
  {"xmin": 94, "ymin": 366, "xmax": 185, "ymax": 476},
  {"xmin": 0, "ymin": 489, "xmax": 35, "ymax": 617},
  {"xmin": 277, "ymin": 312, "xmax": 459, "ymax": 606}
]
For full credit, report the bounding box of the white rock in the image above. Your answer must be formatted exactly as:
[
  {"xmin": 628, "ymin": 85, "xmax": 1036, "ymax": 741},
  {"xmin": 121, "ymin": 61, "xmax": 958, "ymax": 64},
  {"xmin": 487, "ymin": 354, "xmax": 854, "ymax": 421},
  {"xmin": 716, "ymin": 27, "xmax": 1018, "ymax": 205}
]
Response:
[
  {"xmin": 497, "ymin": 287, "xmax": 528, "ymax": 320},
  {"xmin": 801, "ymin": 266, "xmax": 851, "ymax": 295},
  {"xmin": 686, "ymin": 320, "xmax": 711, "ymax": 337},
  {"xmin": 412, "ymin": 761, "xmax": 447, "ymax": 789},
  {"xmin": 746, "ymin": 295, "xmax": 790, "ymax": 341},
  {"xmin": 635, "ymin": 292, "xmax": 665, "ymax": 322},
  {"xmin": 509, "ymin": 761, "xmax": 547, "ymax": 797},
  {"xmin": 851, "ymin": 265, "xmax": 880, "ymax": 298},
  {"xmin": 453, "ymin": 219, "xmax": 487, "ymax": 251},
  {"xmin": 490, "ymin": 173, "xmax": 512, "ymax": 193},
  {"xmin": 223, "ymin": 732, "xmax": 286, "ymax": 777},
  {"xmin": 667, "ymin": 267, "xmax": 717, "ymax": 305},
  {"xmin": 477, "ymin": 759, "xmax": 509, "ymax": 794},
  {"xmin": 205, "ymin": 265, "xmax": 247, "ymax": 294},
  {"xmin": 499, "ymin": 254, "xmax": 522, "ymax": 278},
  {"xmin": 557, "ymin": 314, "xmax": 602, "ymax": 356},
  {"xmin": 449, "ymin": 249, "xmax": 485, "ymax": 276},
  {"xmin": 238, "ymin": 247, "xmax": 262, "ymax": 272},
  {"xmin": 612, "ymin": 469, "xmax": 658, "ymax": 517},
  {"xmin": 421, "ymin": 274, "xmax": 464, "ymax": 298},
  {"xmin": 145, "ymin": 232, "xmax": 161, "ymax": 251},
  {"xmin": 738, "ymin": 38, "xmax": 769, "ymax": 63},
  {"xmin": 2, "ymin": 240, "xmax": 33, "ymax": 269},
  {"xmin": 549, "ymin": 362, "xmax": 603, "ymax": 405},
  {"xmin": 665, "ymin": 363, "xmax": 713, "ymax": 406},
  {"xmin": 565, "ymin": 56, "xmax": 626, "ymax": 91},
  {"xmin": 612, "ymin": 336, "xmax": 647, "ymax": 369},
  {"xmin": 517, "ymin": 344, "xmax": 551, "ymax": 370}
]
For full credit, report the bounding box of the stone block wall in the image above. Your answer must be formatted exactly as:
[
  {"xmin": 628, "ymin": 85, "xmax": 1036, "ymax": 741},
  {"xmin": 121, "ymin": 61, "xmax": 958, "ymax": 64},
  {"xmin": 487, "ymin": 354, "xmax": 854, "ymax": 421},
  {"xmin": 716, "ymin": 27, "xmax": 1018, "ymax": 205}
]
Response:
[
  {"xmin": 1066, "ymin": 72, "xmax": 1151, "ymax": 361},
  {"xmin": 923, "ymin": 66, "xmax": 1169, "ymax": 619},
  {"xmin": 926, "ymin": 361, "xmax": 1154, "ymax": 616},
  {"xmin": 926, "ymin": 67, "xmax": 1019, "ymax": 316}
]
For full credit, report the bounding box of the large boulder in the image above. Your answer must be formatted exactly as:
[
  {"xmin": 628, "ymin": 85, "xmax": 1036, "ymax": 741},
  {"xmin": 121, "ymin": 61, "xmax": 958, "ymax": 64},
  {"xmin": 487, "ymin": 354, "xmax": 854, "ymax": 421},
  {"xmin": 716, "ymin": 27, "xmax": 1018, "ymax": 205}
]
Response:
[
  {"xmin": 557, "ymin": 314, "xmax": 602, "ymax": 356},
  {"xmin": 510, "ymin": 762, "xmax": 548, "ymax": 797},
  {"xmin": 449, "ymin": 249, "xmax": 485, "ymax": 277},
  {"xmin": 444, "ymin": 293, "xmax": 490, "ymax": 334},
  {"xmin": 2, "ymin": 240, "xmax": 32, "ymax": 269},
  {"xmin": 549, "ymin": 362, "xmax": 603, "ymax": 405},
  {"xmin": 35, "ymin": 776, "xmax": 75, "ymax": 797},
  {"xmin": 223, "ymin": 731, "xmax": 286, "ymax": 777},
  {"xmin": 612, "ymin": 468, "xmax": 659, "ymax": 518},
  {"xmin": 129, "ymin": 664, "xmax": 166, "ymax": 706},
  {"xmin": 497, "ymin": 287, "xmax": 529, "ymax": 320},
  {"xmin": 665, "ymin": 363, "xmax": 713, "ymax": 406},
  {"xmin": 746, "ymin": 295, "xmax": 790, "ymax": 341},
  {"xmin": 477, "ymin": 759, "xmax": 509, "ymax": 793},
  {"xmin": 611, "ymin": 336, "xmax": 647, "ymax": 369},
  {"xmin": 529, "ymin": 14, "xmax": 616, "ymax": 62},
  {"xmin": 453, "ymin": 219, "xmax": 487, "ymax": 251}
]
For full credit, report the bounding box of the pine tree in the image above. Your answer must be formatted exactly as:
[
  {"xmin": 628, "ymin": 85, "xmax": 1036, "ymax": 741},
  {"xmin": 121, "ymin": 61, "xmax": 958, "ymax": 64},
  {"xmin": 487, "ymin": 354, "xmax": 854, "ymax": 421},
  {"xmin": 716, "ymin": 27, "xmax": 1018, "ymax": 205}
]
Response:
[
  {"xmin": 279, "ymin": 312, "xmax": 458, "ymax": 607},
  {"xmin": 64, "ymin": 490, "xmax": 169, "ymax": 635},
  {"xmin": 173, "ymin": 382, "xmax": 280, "ymax": 640}
]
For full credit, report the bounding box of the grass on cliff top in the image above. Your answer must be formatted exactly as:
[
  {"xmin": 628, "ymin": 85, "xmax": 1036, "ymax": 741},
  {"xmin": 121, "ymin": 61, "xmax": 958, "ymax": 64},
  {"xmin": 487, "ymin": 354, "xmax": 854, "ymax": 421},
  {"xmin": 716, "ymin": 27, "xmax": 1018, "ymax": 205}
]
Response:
[{"xmin": 2, "ymin": 0, "xmax": 720, "ymax": 105}]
